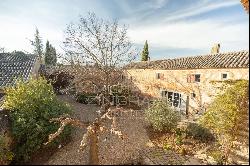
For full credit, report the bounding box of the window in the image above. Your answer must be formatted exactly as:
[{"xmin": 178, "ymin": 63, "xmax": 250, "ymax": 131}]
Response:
[
  {"xmin": 194, "ymin": 74, "xmax": 201, "ymax": 82},
  {"xmin": 121, "ymin": 75, "xmax": 125, "ymax": 80},
  {"xmin": 191, "ymin": 92, "xmax": 196, "ymax": 99},
  {"xmin": 156, "ymin": 73, "xmax": 164, "ymax": 80},
  {"xmin": 187, "ymin": 74, "xmax": 201, "ymax": 83},
  {"xmin": 221, "ymin": 73, "xmax": 228, "ymax": 79},
  {"xmin": 156, "ymin": 73, "xmax": 161, "ymax": 79},
  {"xmin": 160, "ymin": 90, "xmax": 182, "ymax": 108}
]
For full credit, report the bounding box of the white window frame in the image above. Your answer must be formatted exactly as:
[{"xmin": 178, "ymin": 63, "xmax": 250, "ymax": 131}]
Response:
[{"xmin": 161, "ymin": 90, "xmax": 182, "ymax": 108}]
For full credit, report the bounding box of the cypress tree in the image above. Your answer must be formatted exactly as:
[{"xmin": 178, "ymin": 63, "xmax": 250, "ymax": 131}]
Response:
[
  {"xmin": 44, "ymin": 40, "xmax": 51, "ymax": 65},
  {"xmin": 45, "ymin": 40, "xmax": 57, "ymax": 66},
  {"xmin": 141, "ymin": 40, "xmax": 149, "ymax": 61},
  {"xmin": 51, "ymin": 46, "xmax": 57, "ymax": 66}
]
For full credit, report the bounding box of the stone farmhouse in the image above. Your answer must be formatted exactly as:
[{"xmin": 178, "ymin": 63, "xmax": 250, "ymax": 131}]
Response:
[
  {"xmin": 0, "ymin": 52, "xmax": 41, "ymax": 99},
  {"xmin": 125, "ymin": 50, "xmax": 249, "ymax": 116}
]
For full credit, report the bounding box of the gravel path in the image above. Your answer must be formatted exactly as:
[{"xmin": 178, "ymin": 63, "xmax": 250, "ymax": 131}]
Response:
[{"xmin": 33, "ymin": 95, "xmax": 150, "ymax": 165}]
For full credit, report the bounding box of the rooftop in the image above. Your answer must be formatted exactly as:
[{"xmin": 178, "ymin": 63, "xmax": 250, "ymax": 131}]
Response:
[
  {"xmin": 0, "ymin": 52, "xmax": 37, "ymax": 88},
  {"xmin": 125, "ymin": 51, "xmax": 249, "ymax": 70}
]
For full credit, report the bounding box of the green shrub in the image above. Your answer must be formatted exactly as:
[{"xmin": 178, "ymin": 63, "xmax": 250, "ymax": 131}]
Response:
[
  {"xmin": 3, "ymin": 77, "xmax": 72, "ymax": 162},
  {"xmin": 207, "ymin": 148, "xmax": 225, "ymax": 165},
  {"xmin": 185, "ymin": 123, "xmax": 215, "ymax": 142},
  {"xmin": 199, "ymin": 80, "xmax": 248, "ymax": 162},
  {"xmin": 145, "ymin": 99, "xmax": 181, "ymax": 132},
  {"xmin": 199, "ymin": 80, "xmax": 248, "ymax": 141}
]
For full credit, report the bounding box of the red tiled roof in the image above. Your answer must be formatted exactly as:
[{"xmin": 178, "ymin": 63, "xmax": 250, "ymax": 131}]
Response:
[{"xmin": 125, "ymin": 51, "xmax": 249, "ymax": 70}]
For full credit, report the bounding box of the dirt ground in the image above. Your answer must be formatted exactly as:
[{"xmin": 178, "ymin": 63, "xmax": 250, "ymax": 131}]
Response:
[{"xmin": 29, "ymin": 95, "xmax": 150, "ymax": 165}]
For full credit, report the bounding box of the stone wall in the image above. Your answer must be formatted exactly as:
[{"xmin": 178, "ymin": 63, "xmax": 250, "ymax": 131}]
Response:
[{"xmin": 125, "ymin": 68, "xmax": 249, "ymax": 115}]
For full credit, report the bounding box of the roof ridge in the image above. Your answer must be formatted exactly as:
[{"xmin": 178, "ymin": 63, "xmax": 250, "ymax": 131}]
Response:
[
  {"xmin": 159, "ymin": 50, "xmax": 249, "ymax": 62},
  {"xmin": 125, "ymin": 50, "xmax": 249, "ymax": 70}
]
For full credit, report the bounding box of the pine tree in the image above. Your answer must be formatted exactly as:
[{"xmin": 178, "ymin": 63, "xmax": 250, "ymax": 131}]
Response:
[
  {"xmin": 141, "ymin": 40, "xmax": 149, "ymax": 61},
  {"xmin": 51, "ymin": 46, "xmax": 57, "ymax": 65}
]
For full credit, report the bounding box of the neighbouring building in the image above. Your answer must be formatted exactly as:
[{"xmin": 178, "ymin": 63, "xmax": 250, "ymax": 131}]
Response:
[
  {"xmin": 0, "ymin": 52, "xmax": 40, "ymax": 100},
  {"xmin": 124, "ymin": 50, "xmax": 249, "ymax": 116}
]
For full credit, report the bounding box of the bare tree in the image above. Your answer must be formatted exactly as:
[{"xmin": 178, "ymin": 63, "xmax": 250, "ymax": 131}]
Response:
[
  {"xmin": 61, "ymin": 12, "xmax": 136, "ymax": 98},
  {"xmin": 45, "ymin": 12, "xmax": 137, "ymax": 165}
]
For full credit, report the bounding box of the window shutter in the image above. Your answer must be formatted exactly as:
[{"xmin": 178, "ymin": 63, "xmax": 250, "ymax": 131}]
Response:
[
  {"xmin": 156, "ymin": 73, "xmax": 160, "ymax": 79},
  {"xmin": 191, "ymin": 74, "xmax": 195, "ymax": 83},
  {"xmin": 160, "ymin": 90, "xmax": 165, "ymax": 97},
  {"xmin": 160, "ymin": 73, "xmax": 164, "ymax": 80}
]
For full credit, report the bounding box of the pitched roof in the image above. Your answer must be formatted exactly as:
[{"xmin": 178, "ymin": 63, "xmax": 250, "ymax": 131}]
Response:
[
  {"xmin": 125, "ymin": 51, "xmax": 249, "ymax": 70},
  {"xmin": 0, "ymin": 52, "xmax": 37, "ymax": 88}
]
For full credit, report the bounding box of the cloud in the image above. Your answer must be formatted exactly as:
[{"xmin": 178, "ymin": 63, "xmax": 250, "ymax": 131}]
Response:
[
  {"xmin": 128, "ymin": 19, "xmax": 249, "ymax": 53},
  {"xmin": 160, "ymin": 0, "xmax": 240, "ymax": 23},
  {"xmin": 0, "ymin": 0, "xmax": 248, "ymax": 59}
]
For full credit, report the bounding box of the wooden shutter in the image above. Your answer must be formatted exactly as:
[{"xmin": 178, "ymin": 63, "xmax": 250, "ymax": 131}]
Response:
[
  {"xmin": 156, "ymin": 73, "xmax": 160, "ymax": 79},
  {"xmin": 160, "ymin": 73, "xmax": 164, "ymax": 80},
  {"xmin": 160, "ymin": 90, "xmax": 165, "ymax": 98},
  {"xmin": 191, "ymin": 74, "xmax": 195, "ymax": 83}
]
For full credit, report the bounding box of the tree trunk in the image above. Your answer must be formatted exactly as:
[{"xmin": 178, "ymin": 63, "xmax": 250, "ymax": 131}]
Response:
[
  {"xmin": 89, "ymin": 125, "xmax": 99, "ymax": 165},
  {"xmin": 186, "ymin": 95, "xmax": 189, "ymax": 117}
]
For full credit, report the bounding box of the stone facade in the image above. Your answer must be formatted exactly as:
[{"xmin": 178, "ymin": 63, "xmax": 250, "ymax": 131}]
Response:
[{"xmin": 124, "ymin": 51, "xmax": 249, "ymax": 115}]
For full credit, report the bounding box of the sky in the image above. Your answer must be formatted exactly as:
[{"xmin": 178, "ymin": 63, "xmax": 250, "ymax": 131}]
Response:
[{"xmin": 0, "ymin": 0, "xmax": 249, "ymax": 61}]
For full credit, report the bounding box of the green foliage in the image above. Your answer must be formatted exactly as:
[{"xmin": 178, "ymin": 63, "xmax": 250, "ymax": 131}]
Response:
[
  {"xmin": 174, "ymin": 128, "xmax": 185, "ymax": 145},
  {"xmin": 30, "ymin": 28, "xmax": 43, "ymax": 59},
  {"xmin": 185, "ymin": 123, "xmax": 215, "ymax": 142},
  {"xmin": 199, "ymin": 80, "xmax": 248, "ymax": 141},
  {"xmin": 141, "ymin": 40, "xmax": 149, "ymax": 61},
  {"xmin": 163, "ymin": 142, "xmax": 172, "ymax": 151},
  {"xmin": 45, "ymin": 40, "xmax": 57, "ymax": 66},
  {"xmin": 3, "ymin": 77, "xmax": 72, "ymax": 162},
  {"xmin": 208, "ymin": 148, "xmax": 225, "ymax": 165},
  {"xmin": 145, "ymin": 99, "xmax": 181, "ymax": 132}
]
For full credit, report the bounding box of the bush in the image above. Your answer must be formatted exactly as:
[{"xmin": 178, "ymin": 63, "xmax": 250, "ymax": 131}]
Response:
[
  {"xmin": 145, "ymin": 99, "xmax": 181, "ymax": 132},
  {"xmin": 199, "ymin": 80, "xmax": 248, "ymax": 141},
  {"xmin": 199, "ymin": 80, "xmax": 248, "ymax": 162},
  {"xmin": 185, "ymin": 123, "xmax": 215, "ymax": 142},
  {"xmin": 44, "ymin": 70, "xmax": 74, "ymax": 94},
  {"xmin": 3, "ymin": 77, "xmax": 72, "ymax": 162}
]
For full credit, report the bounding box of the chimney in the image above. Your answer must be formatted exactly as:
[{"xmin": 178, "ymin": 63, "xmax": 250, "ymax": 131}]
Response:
[{"xmin": 211, "ymin": 43, "xmax": 220, "ymax": 54}]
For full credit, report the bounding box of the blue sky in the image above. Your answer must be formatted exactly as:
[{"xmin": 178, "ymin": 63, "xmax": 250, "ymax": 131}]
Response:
[{"xmin": 0, "ymin": 0, "xmax": 249, "ymax": 61}]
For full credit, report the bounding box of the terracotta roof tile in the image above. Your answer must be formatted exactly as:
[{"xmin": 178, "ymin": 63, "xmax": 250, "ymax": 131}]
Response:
[{"xmin": 125, "ymin": 51, "xmax": 249, "ymax": 70}]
